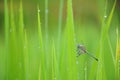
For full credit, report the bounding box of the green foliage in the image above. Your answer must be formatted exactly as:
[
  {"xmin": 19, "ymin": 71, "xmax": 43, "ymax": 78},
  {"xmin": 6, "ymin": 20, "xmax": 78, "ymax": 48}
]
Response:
[
  {"xmin": 115, "ymin": 28, "xmax": 120, "ymax": 80},
  {"xmin": 97, "ymin": 0, "xmax": 116, "ymax": 80},
  {"xmin": 1, "ymin": 0, "xmax": 119, "ymax": 80}
]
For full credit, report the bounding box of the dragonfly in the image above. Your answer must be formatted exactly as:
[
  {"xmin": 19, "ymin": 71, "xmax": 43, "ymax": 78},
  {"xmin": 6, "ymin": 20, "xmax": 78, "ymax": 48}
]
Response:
[{"xmin": 77, "ymin": 44, "xmax": 98, "ymax": 61}]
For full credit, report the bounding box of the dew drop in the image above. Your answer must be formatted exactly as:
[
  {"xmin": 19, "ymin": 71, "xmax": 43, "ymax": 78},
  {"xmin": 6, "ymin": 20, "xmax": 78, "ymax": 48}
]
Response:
[
  {"xmin": 38, "ymin": 9, "xmax": 40, "ymax": 12},
  {"xmin": 104, "ymin": 15, "xmax": 107, "ymax": 18}
]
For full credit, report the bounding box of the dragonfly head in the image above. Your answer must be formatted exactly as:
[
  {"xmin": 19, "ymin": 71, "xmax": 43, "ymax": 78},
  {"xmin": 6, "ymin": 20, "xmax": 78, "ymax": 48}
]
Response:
[{"xmin": 77, "ymin": 44, "xmax": 87, "ymax": 52}]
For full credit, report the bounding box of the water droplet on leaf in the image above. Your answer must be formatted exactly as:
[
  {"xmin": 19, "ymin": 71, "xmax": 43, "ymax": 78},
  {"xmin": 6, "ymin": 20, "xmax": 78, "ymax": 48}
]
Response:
[
  {"xmin": 104, "ymin": 15, "xmax": 107, "ymax": 18},
  {"xmin": 38, "ymin": 9, "xmax": 40, "ymax": 12}
]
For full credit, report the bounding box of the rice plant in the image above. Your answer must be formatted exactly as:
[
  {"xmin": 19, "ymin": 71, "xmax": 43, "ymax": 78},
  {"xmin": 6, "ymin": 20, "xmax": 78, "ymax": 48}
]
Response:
[{"xmin": 1, "ymin": 0, "xmax": 119, "ymax": 80}]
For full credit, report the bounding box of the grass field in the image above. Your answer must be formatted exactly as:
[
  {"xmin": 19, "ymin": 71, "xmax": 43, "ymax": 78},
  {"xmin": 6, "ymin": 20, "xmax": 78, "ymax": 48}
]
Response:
[{"xmin": 0, "ymin": 0, "xmax": 120, "ymax": 80}]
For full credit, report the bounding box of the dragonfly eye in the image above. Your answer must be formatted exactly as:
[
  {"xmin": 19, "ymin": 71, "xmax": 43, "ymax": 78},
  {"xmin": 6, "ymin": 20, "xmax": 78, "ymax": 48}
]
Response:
[{"xmin": 78, "ymin": 44, "xmax": 86, "ymax": 52}]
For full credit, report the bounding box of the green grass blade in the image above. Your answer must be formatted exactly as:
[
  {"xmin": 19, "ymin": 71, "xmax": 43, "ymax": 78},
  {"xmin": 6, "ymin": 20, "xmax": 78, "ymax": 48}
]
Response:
[
  {"xmin": 19, "ymin": 0, "xmax": 24, "ymax": 38},
  {"xmin": 38, "ymin": 64, "xmax": 41, "ymax": 80},
  {"xmin": 45, "ymin": 0, "xmax": 48, "ymax": 36},
  {"xmin": 18, "ymin": 0, "xmax": 25, "ymax": 79},
  {"xmin": 37, "ymin": 6, "xmax": 43, "ymax": 49},
  {"xmin": 4, "ymin": 0, "xmax": 9, "ymax": 48},
  {"xmin": 58, "ymin": 0, "xmax": 64, "ymax": 41},
  {"xmin": 115, "ymin": 28, "xmax": 120, "ymax": 80},
  {"xmin": 8, "ymin": 0, "xmax": 18, "ymax": 79},
  {"xmin": 23, "ymin": 30, "xmax": 29, "ymax": 80},
  {"xmin": 45, "ymin": 0, "xmax": 49, "ymax": 53},
  {"xmin": 65, "ymin": 0, "xmax": 77, "ymax": 79},
  {"xmin": 4, "ymin": 0, "xmax": 9, "ymax": 79},
  {"xmin": 51, "ymin": 40, "xmax": 59, "ymax": 80},
  {"xmin": 37, "ymin": 5, "xmax": 46, "ymax": 80},
  {"xmin": 97, "ymin": 0, "xmax": 117, "ymax": 80},
  {"xmin": 107, "ymin": 35, "xmax": 115, "ymax": 66},
  {"xmin": 57, "ymin": 0, "xmax": 64, "ymax": 60},
  {"xmin": 105, "ymin": 0, "xmax": 117, "ymax": 33}
]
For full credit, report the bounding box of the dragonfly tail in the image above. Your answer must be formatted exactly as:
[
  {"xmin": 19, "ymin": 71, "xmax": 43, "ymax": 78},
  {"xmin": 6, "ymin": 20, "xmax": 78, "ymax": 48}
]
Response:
[{"xmin": 86, "ymin": 52, "xmax": 98, "ymax": 61}]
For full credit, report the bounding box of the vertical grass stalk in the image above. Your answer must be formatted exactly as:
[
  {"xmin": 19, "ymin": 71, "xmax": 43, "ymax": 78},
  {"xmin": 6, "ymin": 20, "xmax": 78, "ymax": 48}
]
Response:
[
  {"xmin": 23, "ymin": 30, "xmax": 29, "ymax": 80},
  {"xmin": 45, "ymin": 0, "xmax": 48, "ymax": 36},
  {"xmin": 115, "ymin": 28, "xmax": 120, "ymax": 80},
  {"xmin": 58, "ymin": 0, "xmax": 64, "ymax": 43},
  {"xmin": 57, "ymin": 0, "xmax": 64, "ymax": 66},
  {"xmin": 66, "ymin": 0, "xmax": 77, "ymax": 79},
  {"xmin": 97, "ymin": 0, "xmax": 116, "ymax": 80},
  {"xmin": 18, "ymin": 0, "xmax": 25, "ymax": 79},
  {"xmin": 45, "ymin": 0, "xmax": 48, "ymax": 51},
  {"xmin": 51, "ymin": 40, "xmax": 59, "ymax": 80},
  {"xmin": 4, "ymin": 0, "xmax": 9, "ymax": 79},
  {"xmin": 37, "ymin": 5, "xmax": 46, "ymax": 80}
]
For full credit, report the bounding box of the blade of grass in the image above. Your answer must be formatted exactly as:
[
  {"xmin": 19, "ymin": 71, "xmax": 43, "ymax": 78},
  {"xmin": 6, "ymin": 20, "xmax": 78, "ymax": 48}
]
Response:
[
  {"xmin": 45, "ymin": 0, "xmax": 49, "ymax": 56},
  {"xmin": 57, "ymin": 0, "xmax": 64, "ymax": 44},
  {"xmin": 8, "ymin": 0, "xmax": 24, "ymax": 79},
  {"xmin": 51, "ymin": 39, "xmax": 59, "ymax": 80},
  {"xmin": 45, "ymin": 0, "xmax": 48, "ymax": 37},
  {"xmin": 65, "ymin": 0, "xmax": 77, "ymax": 79},
  {"xmin": 97, "ymin": 0, "xmax": 116, "ymax": 80},
  {"xmin": 4, "ymin": 0, "xmax": 9, "ymax": 79},
  {"xmin": 59, "ymin": 35, "xmax": 68, "ymax": 80},
  {"xmin": 107, "ymin": 35, "xmax": 115, "ymax": 66},
  {"xmin": 18, "ymin": 0, "xmax": 25, "ymax": 79},
  {"xmin": 44, "ymin": 1, "xmax": 49, "ymax": 78},
  {"xmin": 37, "ymin": 5, "xmax": 46, "ymax": 80},
  {"xmin": 105, "ymin": 0, "xmax": 117, "ymax": 33},
  {"xmin": 37, "ymin": 5, "xmax": 43, "ymax": 51},
  {"xmin": 38, "ymin": 64, "xmax": 41, "ymax": 80},
  {"xmin": 4, "ymin": 0, "xmax": 9, "ymax": 48},
  {"xmin": 57, "ymin": 0, "xmax": 64, "ymax": 65},
  {"xmin": 115, "ymin": 28, "xmax": 120, "ymax": 80},
  {"xmin": 9, "ymin": 0, "xmax": 18, "ymax": 79},
  {"xmin": 23, "ymin": 30, "xmax": 29, "ymax": 80},
  {"xmin": 84, "ymin": 62, "xmax": 87, "ymax": 80},
  {"xmin": 19, "ymin": 0, "xmax": 24, "ymax": 38}
]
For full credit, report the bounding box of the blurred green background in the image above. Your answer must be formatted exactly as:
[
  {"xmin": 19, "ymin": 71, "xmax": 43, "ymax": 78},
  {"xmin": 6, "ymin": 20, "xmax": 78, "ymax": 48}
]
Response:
[{"xmin": 0, "ymin": 0, "xmax": 120, "ymax": 33}]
